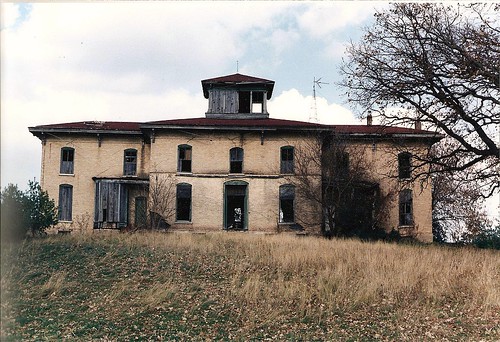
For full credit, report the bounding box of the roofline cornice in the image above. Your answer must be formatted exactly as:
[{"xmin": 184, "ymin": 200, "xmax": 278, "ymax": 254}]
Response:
[{"xmin": 28, "ymin": 127, "xmax": 143, "ymax": 136}]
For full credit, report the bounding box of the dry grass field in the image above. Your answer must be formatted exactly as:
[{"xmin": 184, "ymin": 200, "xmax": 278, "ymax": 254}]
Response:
[{"xmin": 1, "ymin": 232, "xmax": 499, "ymax": 340}]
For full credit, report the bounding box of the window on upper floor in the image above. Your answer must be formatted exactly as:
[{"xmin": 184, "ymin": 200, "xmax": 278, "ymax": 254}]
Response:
[
  {"xmin": 279, "ymin": 184, "xmax": 295, "ymax": 223},
  {"xmin": 60, "ymin": 147, "xmax": 74, "ymax": 174},
  {"xmin": 334, "ymin": 152, "xmax": 349, "ymax": 180},
  {"xmin": 398, "ymin": 152, "xmax": 411, "ymax": 179},
  {"xmin": 176, "ymin": 183, "xmax": 192, "ymax": 222},
  {"xmin": 230, "ymin": 147, "xmax": 244, "ymax": 173},
  {"xmin": 178, "ymin": 145, "xmax": 192, "ymax": 173},
  {"xmin": 238, "ymin": 91, "xmax": 265, "ymax": 113},
  {"xmin": 124, "ymin": 149, "xmax": 137, "ymax": 176},
  {"xmin": 399, "ymin": 189, "xmax": 413, "ymax": 226},
  {"xmin": 58, "ymin": 184, "xmax": 73, "ymax": 221},
  {"xmin": 280, "ymin": 146, "xmax": 294, "ymax": 174}
]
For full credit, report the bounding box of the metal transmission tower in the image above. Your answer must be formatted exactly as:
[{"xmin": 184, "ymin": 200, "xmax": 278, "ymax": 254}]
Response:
[{"xmin": 310, "ymin": 77, "xmax": 329, "ymax": 123}]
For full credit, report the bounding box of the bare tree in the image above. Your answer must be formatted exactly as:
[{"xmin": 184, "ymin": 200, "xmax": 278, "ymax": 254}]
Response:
[
  {"xmin": 431, "ymin": 137, "xmax": 491, "ymax": 242},
  {"xmin": 293, "ymin": 134, "xmax": 390, "ymax": 238},
  {"xmin": 136, "ymin": 173, "xmax": 176, "ymax": 230},
  {"xmin": 340, "ymin": 3, "xmax": 499, "ymax": 198}
]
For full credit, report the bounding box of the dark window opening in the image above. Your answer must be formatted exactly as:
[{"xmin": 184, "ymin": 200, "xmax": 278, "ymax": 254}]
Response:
[
  {"xmin": 238, "ymin": 91, "xmax": 265, "ymax": 113},
  {"xmin": 279, "ymin": 185, "xmax": 295, "ymax": 223},
  {"xmin": 334, "ymin": 152, "xmax": 349, "ymax": 179},
  {"xmin": 251, "ymin": 91, "xmax": 264, "ymax": 113},
  {"xmin": 178, "ymin": 145, "xmax": 192, "ymax": 173},
  {"xmin": 238, "ymin": 91, "xmax": 251, "ymax": 113},
  {"xmin": 60, "ymin": 148, "xmax": 74, "ymax": 174},
  {"xmin": 176, "ymin": 183, "xmax": 192, "ymax": 221},
  {"xmin": 398, "ymin": 152, "xmax": 411, "ymax": 179},
  {"xmin": 280, "ymin": 146, "xmax": 294, "ymax": 174},
  {"xmin": 135, "ymin": 196, "xmax": 147, "ymax": 226},
  {"xmin": 230, "ymin": 147, "xmax": 244, "ymax": 173},
  {"xmin": 58, "ymin": 184, "xmax": 73, "ymax": 221},
  {"xmin": 399, "ymin": 189, "xmax": 413, "ymax": 226},
  {"xmin": 124, "ymin": 149, "xmax": 137, "ymax": 176}
]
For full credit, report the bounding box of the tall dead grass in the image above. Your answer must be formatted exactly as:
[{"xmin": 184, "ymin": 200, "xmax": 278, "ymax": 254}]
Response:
[{"xmin": 57, "ymin": 232, "xmax": 500, "ymax": 314}]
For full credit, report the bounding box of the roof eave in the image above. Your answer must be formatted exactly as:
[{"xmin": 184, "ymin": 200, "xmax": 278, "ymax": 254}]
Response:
[{"xmin": 28, "ymin": 127, "xmax": 143, "ymax": 137}]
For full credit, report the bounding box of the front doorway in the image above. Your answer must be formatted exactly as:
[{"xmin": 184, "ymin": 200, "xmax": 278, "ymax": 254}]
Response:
[{"xmin": 224, "ymin": 182, "xmax": 248, "ymax": 230}]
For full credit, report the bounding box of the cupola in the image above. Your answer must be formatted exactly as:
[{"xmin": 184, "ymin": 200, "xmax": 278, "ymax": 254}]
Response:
[{"xmin": 201, "ymin": 73, "xmax": 275, "ymax": 119}]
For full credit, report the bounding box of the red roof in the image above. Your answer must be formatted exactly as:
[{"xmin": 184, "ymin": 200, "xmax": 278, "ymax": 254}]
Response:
[
  {"xmin": 29, "ymin": 118, "xmax": 441, "ymax": 140},
  {"xmin": 202, "ymin": 73, "xmax": 274, "ymax": 84},
  {"xmin": 144, "ymin": 117, "xmax": 322, "ymax": 128},
  {"xmin": 29, "ymin": 121, "xmax": 141, "ymax": 132},
  {"xmin": 143, "ymin": 117, "xmax": 440, "ymax": 136},
  {"xmin": 201, "ymin": 73, "xmax": 275, "ymax": 99}
]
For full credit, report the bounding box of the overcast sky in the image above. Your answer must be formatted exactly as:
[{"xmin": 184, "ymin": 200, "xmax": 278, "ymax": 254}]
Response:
[{"xmin": 2, "ymin": 1, "xmax": 386, "ymax": 190}]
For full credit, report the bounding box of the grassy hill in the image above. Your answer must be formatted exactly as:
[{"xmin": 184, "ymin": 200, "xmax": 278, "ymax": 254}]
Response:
[{"xmin": 2, "ymin": 232, "xmax": 499, "ymax": 340}]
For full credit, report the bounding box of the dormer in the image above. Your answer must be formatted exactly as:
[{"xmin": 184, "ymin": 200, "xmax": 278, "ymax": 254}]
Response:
[{"xmin": 201, "ymin": 73, "xmax": 275, "ymax": 119}]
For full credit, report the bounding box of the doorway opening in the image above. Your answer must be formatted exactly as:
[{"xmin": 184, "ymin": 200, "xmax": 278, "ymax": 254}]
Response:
[{"xmin": 224, "ymin": 182, "xmax": 248, "ymax": 230}]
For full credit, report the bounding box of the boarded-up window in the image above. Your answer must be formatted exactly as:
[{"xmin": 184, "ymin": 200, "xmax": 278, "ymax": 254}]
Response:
[
  {"xmin": 135, "ymin": 196, "xmax": 147, "ymax": 226},
  {"xmin": 280, "ymin": 146, "xmax": 294, "ymax": 174},
  {"xmin": 279, "ymin": 185, "xmax": 295, "ymax": 223},
  {"xmin": 230, "ymin": 147, "xmax": 244, "ymax": 173},
  {"xmin": 176, "ymin": 183, "xmax": 192, "ymax": 221},
  {"xmin": 58, "ymin": 184, "xmax": 73, "ymax": 221},
  {"xmin": 60, "ymin": 148, "xmax": 74, "ymax": 174},
  {"xmin": 209, "ymin": 90, "xmax": 238, "ymax": 113},
  {"xmin": 398, "ymin": 152, "xmax": 411, "ymax": 179},
  {"xmin": 178, "ymin": 145, "xmax": 192, "ymax": 173},
  {"xmin": 399, "ymin": 189, "xmax": 413, "ymax": 226},
  {"xmin": 124, "ymin": 149, "xmax": 137, "ymax": 176},
  {"xmin": 94, "ymin": 181, "xmax": 128, "ymax": 227}
]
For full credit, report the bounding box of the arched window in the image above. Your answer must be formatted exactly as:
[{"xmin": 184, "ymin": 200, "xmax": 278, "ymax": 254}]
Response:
[
  {"xmin": 230, "ymin": 147, "xmax": 244, "ymax": 173},
  {"xmin": 176, "ymin": 183, "xmax": 192, "ymax": 221},
  {"xmin": 398, "ymin": 152, "xmax": 411, "ymax": 179},
  {"xmin": 280, "ymin": 146, "xmax": 294, "ymax": 174},
  {"xmin": 399, "ymin": 189, "xmax": 413, "ymax": 226},
  {"xmin": 58, "ymin": 184, "xmax": 73, "ymax": 221},
  {"xmin": 279, "ymin": 184, "xmax": 295, "ymax": 223},
  {"xmin": 178, "ymin": 145, "xmax": 192, "ymax": 173},
  {"xmin": 123, "ymin": 149, "xmax": 137, "ymax": 176},
  {"xmin": 60, "ymin": 147, "xmax": 75, "ymax": 174}
]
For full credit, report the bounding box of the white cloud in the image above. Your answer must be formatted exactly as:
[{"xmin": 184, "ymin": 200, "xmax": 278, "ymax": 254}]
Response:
[
  {"xmin": 0, "ymin": 3, "xmax": 20, "ymax": 29},
  {"xmin": 297, "ymin": 3, "xmax": 375, "ymax": 38},
  {"xmin": 269, "ymin": 88, "xmax": 360, "ymax": 125}
]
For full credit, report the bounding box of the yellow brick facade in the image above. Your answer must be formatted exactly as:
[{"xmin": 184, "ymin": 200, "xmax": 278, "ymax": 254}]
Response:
[{"xmin": 35, "ymin": 130, "xmax": 434, "ymax": 241}]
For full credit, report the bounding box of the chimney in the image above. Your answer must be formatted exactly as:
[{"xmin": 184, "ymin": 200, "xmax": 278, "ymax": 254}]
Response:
[
  {"xmin": 366, "ymin": 112, "xmax": 373, "ymax": 126},
  {"xmin": 415, "ymin": 119, "xmax": 422, "ymax": 130}
]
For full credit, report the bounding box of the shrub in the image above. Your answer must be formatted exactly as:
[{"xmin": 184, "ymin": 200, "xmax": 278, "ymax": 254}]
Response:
[
  {"xmin": 1, "ymin": 181, "xmax": 58, "ymax": 241},
  {"xmin": 1, "ymin": 184, "xmax": 28, "ymax": 241},
  {"xmin": 473, "ymin": 225, "xmax": 500, "ymax": 250}
]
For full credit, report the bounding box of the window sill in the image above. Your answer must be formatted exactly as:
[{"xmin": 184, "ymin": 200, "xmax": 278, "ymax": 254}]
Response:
[
  {"xmin": 175, "ymin": 220, "xmax": 192, "ymax": 224},
  {"xmin": 177, "ymin": 172, "xmax": 193, "ymax": 176},
  {"xmin": 59, "ymin": 220, "xmax": 73, "ymax": 223},
  {"xmin": 59, "ymin": 173, "xmax": 75, "ymax": 177}
]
